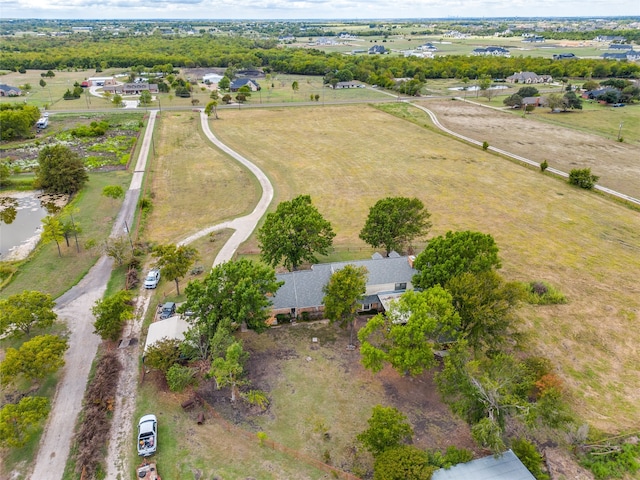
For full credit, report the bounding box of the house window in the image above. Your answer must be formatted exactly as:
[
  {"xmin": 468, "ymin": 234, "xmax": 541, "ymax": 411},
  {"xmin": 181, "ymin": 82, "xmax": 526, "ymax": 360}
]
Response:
[
  {"xmin": 361, "ymin": 304, "xmax": 371, "ymax": 311},
  {"xmin": 395, "ymin": 283, "xmax": 407, "ymax": 291}
]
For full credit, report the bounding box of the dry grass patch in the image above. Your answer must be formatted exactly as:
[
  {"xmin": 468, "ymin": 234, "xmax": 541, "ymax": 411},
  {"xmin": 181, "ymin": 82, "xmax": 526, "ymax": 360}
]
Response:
[
  {"xmin": 210, "ymin": 104, "xmax": 640, "ymax": 433},
  {"xmin": 142, "ymin": 112, "xmax": 259, "ymax": 245}
]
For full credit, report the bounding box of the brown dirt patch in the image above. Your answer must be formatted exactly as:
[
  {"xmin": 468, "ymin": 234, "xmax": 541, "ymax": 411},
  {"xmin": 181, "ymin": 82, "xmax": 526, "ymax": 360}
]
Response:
[{"xmin": 417, "ymin": 99, "xmax": 640, "ymax": 201}]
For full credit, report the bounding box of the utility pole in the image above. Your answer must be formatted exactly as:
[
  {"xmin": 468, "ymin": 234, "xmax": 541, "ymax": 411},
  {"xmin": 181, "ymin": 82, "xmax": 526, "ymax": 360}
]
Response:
[
  {"xmin": 123, "ymin": 220, "xmax": 134, "ymax": 253},
  {"xmin": 618, "ymin": 121, "xmax": 624, "ymax": 141}
]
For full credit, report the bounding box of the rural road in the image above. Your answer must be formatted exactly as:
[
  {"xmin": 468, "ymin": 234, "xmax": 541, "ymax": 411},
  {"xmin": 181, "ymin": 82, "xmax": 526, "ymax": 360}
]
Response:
[{"xmin": 30, "ymin": 111, "xmax": 157, "ymax": 480}]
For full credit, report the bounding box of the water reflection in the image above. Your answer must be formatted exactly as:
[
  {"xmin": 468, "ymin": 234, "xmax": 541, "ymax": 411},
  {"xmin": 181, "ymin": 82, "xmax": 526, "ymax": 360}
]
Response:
[{"xmin": 0, "ymin": 192, "xmax": 66, "ymax": 260}]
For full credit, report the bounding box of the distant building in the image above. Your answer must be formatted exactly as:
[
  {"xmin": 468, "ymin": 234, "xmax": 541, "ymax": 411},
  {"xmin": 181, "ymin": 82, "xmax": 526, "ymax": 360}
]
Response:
[
  {"xmin": 473, "ymin": 46, "xmax": 510, "ymax": 57},
  {"xmin": 229, "ymin": 78, "xmax": 260, "ymax": 92},
  {"xmin": 0, "ymin": 84, "xmax": 22, "ymax": 96},
  {"xmin": 368, "ymin": 45, "xmax": 386, "ymax": 54},
  {"xmin": 202, "ymin": 73, "xmax": 224, "ymax": 84},
  {"xmin": 506, "ymin": 71, "xmax": 553, "ymax": 84},
  {"xmin": 602, "ymin": 51, "xmax": 640, "ymax": 61},
  {"xmin": 553, "ymin": 53, "xmax": 577, "ymax": 60}
]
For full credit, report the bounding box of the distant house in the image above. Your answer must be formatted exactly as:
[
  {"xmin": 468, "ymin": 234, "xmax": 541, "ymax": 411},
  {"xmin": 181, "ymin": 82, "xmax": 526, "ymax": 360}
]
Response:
[
  {"xmin": 522, "ymin": 96, "xmax": 548, "ymax": 107},
  {"xmin": 472, "ymin": 46, "xmax": 510, "ymax": 57},
  {"xmin": 602, "ymin": 51, "xmax": 640, "ymax": 61},
  {"xmin": 103, "ymin": 83, "xmax": 158, "ymax": 94},
  {"xmin": 522, "ymin": 35, "xmax": 545, "ymax": 43},
  {"xmin": 594, "ymin": 35, "xmax": 626, "ymax": 42},
  {"xmin": 583, "ymin": 87, "xmax": 619, "ymax": 100},
  {"xmin": 229, "ymin": 78, "xmax": 260, "ymax": 92},
  {"xmin": 417, "ymin": 43, "xmax": 437, "ymax": 51},
  {"xmin": 269, "ymin": 253, "xmax": 417, "ymax": 322},
  {"xmin": 0, "ymin": 84, "xmax": 22, "ymax": 96},
  {"xmin": 334, "ymin": 81, "xmax": 365, "ymax": 89},
  {"xmin": 432, "ymin": 450, "xmax": 535, "ymax": 480},
  {"xmin": 506, "ymin": 71, "xmax": 553, "ymax": 84},
  {"xmin": 553, "ymin": 53, "xmax": 576, "ymax": 60},
  {"xmin": 368, "ymin": 45, "xmax": 386, "ymax": 54},
  {"xmin": 609, "ymin": 44, "xmax": 632, "ymax": 50},
  {"xmin": 87, "ymin": 76, "xmax": 116, "ymax": 87}
]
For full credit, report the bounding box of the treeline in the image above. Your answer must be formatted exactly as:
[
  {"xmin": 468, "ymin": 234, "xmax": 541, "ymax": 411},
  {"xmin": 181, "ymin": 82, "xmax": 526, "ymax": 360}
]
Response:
[{"xmin": 1, "ymin": 35, "xmax": 639, "ymax": 80}]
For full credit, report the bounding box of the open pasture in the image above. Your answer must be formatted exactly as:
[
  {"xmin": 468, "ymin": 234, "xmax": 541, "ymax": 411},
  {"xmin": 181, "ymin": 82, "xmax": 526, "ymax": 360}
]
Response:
[{"xmin": 206, "ymin": 103, "xmax": 640, "ymax": 433}]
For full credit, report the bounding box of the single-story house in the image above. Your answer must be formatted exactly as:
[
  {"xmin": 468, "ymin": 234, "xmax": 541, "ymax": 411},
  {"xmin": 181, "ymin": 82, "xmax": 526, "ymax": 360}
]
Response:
[
  {"xmin": 522, "ymin": 96, "xmax": 548, "ymax": 107},
  {"xmin": 602, "ymin": 51, "xmax": 640, "ymax": 61},
  {"xmin": 368, "ymin": 45, "xmax": 386, "ymax": 54},
  {"xmin": 506, "ymin": 71, "xmax": 553, "ymax": 84},
  {"xmin": 0, "ymin": 84, "xmax": 22, "ymax": 96},
  {"xmin": 582, "ymin": 87, "xmax": 619, "ymax": 100},
  {"xmin": 143, "ymin": 315, "xmax": 190, "ymax": 354},
  {"xmin": 334, "ymin": 81, "xmax": 365, "ymax": 89},
  {"xmin": 103, "ymin": 83, "xmax": 159, "ymax": 94},
  {"xmin": 609, "ymin": 44, "xmax": 632, "ymax": 50},
  {"xmin": 594, "ymin": 35, "xmax": 626, "ymax": 42},
  {"xmin": 269, "ymin": 253, "xmax": 417, "ymax": 323},
  {"xmin": 432, "ymin": 449, "xmax": 535, "ymax": 480},
  {"xmin": 230, "ymin": 78, "xmax": 260, "ymax": 92},
  {"xmin": 472, "ymin": 46, "xmax": 510, "ymax": 57},
  {"xmin": 522, "ymin": 35, "xmax": 545, "ymax": 43}
]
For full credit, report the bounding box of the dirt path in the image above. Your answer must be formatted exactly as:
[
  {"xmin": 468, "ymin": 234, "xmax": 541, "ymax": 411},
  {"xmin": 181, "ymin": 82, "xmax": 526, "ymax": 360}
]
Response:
[
  {"xmin": 29, "ymin": 111, "xmax": 157, "ymax": 480},
  {"xmin": 102, "ymin": 110, "xmax": 274, "ymax": 479}
]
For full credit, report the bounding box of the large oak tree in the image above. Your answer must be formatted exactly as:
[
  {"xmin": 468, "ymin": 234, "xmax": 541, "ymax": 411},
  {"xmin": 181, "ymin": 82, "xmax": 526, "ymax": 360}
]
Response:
[
  {"xmin": 35, "ymin": 145, "xmax": 88, "ymax": 195},
  {"xmin": 258, "ymin": 195, "xmax": 335, "ymax": 271},
  {"xmin": 359, "ymin": 197, "xmax": 431, "ymax": 257}
]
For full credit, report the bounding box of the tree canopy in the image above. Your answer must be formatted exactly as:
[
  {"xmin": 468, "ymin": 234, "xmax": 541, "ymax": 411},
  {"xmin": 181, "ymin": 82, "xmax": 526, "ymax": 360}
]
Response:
[
  {"xmin": 322, "ymin": 264, "xmax": 367, "ymax": 346},
  {"xmin": 357, "ymin": 405, "xmax": 414, "ymax": 457},
  {"xmin": 358, "ymin": 287, "xmax": 460, "ymax": 376},
  {"xmin": 0, "ymin": 104, "xmax": 40, "ymax": 140},
  {"xmin": 258, "ymin": 194, "xmax": 335, "ymax": 271},
  {"xmin": 0, "ymin": 396, "xmax": 50, "ymax": 448},
  {"xmin": 0, "ymin": 334, "xmax": 68, "ymax": 385},
  {"xmin": 0, "ymin": 290, "xmax": 57, "ymax": 338},
  {"xmin": 182, "ymin": 258, "xmax": 282, "ymax": 346},
  {"xmin": 92, "ymin": 290, "xmax": 134, "ymax": 341},
  {"xmin": 373, "ymin": 446, "xmax": 435, "ymax": 480},
  {"xmin": 413, "ymin": 230, "xmax": 501, "ymax": 289},
  {"xmin": 151, "ymin": 243, "xmax": 199, "ymax": 295},
  {"xmin": 35, "ymin": 144, "xmax": 89, "ymax": 195},
  {"xmin": 359, "ymin": 197, "xmax": 431, "ymax": 256}
]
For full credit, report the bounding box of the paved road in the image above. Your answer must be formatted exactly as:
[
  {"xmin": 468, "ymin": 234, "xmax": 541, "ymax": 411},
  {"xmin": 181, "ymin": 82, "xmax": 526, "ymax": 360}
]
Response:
[{"xmin": 30, "ymin": 111, "xmax": 157, "ymax": 480}]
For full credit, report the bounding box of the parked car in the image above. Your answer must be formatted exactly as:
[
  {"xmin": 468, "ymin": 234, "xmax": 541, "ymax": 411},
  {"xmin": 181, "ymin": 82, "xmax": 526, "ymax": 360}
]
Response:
[
  {"xmin": 137, "ymin": 414, "xmax": 157, "ymax": 457},
  {"xmin": 144, "ymin": 269, "xmax": 161, "ymax": 289},
  {"xmin": 159, "ymin": 302, "xmax": 176, "ymax": 319}
]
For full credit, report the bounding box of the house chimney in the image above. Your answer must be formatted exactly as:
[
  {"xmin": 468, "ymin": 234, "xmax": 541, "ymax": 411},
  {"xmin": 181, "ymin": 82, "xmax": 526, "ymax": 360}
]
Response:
[{"xmin": 407, "ymin": 255, "xmax": 416, "ymax": 268}]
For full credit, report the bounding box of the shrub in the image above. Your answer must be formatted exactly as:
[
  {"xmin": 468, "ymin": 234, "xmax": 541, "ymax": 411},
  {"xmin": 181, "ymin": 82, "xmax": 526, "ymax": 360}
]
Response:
[
  {"xmin": 512, "ymin": 438, "xmax": 549, "ymax": 480},
  {"xmin": 301, "ymin": 311, "xmax": 310, "ymax": 321},
  {"xmin": 275, "ymin": 313, "xmax": 289, "ymax": 323},
  {"xmin": 580, "ymin": 442, "xmax": 640, "ymax": 479},
  {"xmin": 166, "ymin": 364, "xmax": 196, "ymax": 392},
  {"xmin": 569, "ymin": 168, "xmax": 599, "ymax": 189},
  {"xmin": 540, "ymin": 160, "xmax": 548, "ymax": 172},
  {"xmin": 242, "ymin": 389, "xmax": 270, "ymax": 410},
  {"xmin": 525, "ymin": 281, "xmax": 567, "ymax": 305},
  {"xmin": 482, "ymin": 141, "xmax": 489, "ymax": 151},
  {"xmin": 144, "ymin": 338, "xmax": 181, "ymax": 373}
]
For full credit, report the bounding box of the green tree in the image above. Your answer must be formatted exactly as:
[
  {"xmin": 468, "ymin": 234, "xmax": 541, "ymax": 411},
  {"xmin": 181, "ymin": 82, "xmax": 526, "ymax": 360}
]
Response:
[
  {"xmin": 35, "ymin": 145, "xmax": 89, "ymax": 195},
  {"xmin": 103, "ymin": 235, "xmax": 132, "ymax": 267},
  {"xmin": 40, "ymin": 215, "xmax": 65, "ymax": 257},
  {"xmin": 102, "ymin": 185, "xmax": 124, "ymax": 202},
  {"xmin": 112, "ymin": 93, "xmax": 123, "ymax": 107},
  {"xmin": 546, "ymin": 93, "xmax": 565, "ymax": 111},
  {"xmin": 182, "ymin": 259, "xmax": 282, "ymax": 350},
  {"xmin": 357, "ymin": 405, "xmax": 413, "ymax": 456},
  {"xmin": 359, "ymin": 197, "xmax": 431, "ymax": 256},
  {"xmin": 322, "ymin": 264, "xmax": 368, "ymax": 346},
  {"xmin": 151, "ymin": 243, "xmax": 199, "ymax": 295},
  {"xmin": 445, "ymin": 271, "xmax": 525, "ymax": 353},
  {"xmin": 291, "ymin": 80, "xmax": 299, "ymax": 94},
  {"xmin": 166, "ymin": 364, "xmax": 196, "ymax": 392},
  {"xmin": 511, "ymin": 438, "xmax": 549, "ymax": 480},
  {"xmin": 516, "ymin": 86, "xmax": 539, "ymax": 98},
  {"xmin": 0, "ymin": 290, "xmax": 56, "ymax": 338},
  {"xmin": 0, "ymin": 197, "xmax": 18, "ymax": 224},
  {"xmin": 374, "ymin": 446, "xmax": 435, "ymax": 480},
  {"xmin": 569, "ymin": 168, "xmax": 599, "ymax": 189},
  {"xmin": 139, "ymin": 90, "xmax": 152, "ymax": 106},
  {"xmin": 582, "ymin": 80, "xmax": 599, "ymax": 91},
  {"xmin": 0, "ymin": 396, "xmax": 50, "ymax": 448},
  {"xmin": 209, "ymin": 341, "xmax": 247, "ymax": 402},
  {"xmin": 144, "ymin": 338, "xmax": 182, "ymax": 373},
  {"xmin": 563, "ymin": 91, "xmax": 583, "ymax": 110},
  {"xmin": 0, "ymin": 334, "xmax": 68, "ymax": 385},
  {"xmin": 218, "ymin": 76, "xmax": 230, "ymax": 91},
  {"xmin": 258, "ymin": 194, "xmax": 336, "ymax": 271},
  {"xmin": 0, "ymin": 161, "xmax": 11, "ymax": 186},
  {"xmin": 0, "ymin": 104, "xmax": 40, "ymax": 140},
  {"xmin": 413, "ymin": 231, "xmax": 501, "ymax": 289},
  {"xmin": 92, "ymin": 290, "xmax": 134, "ymax": 341},
  {"xmin": 205, "ymin": 100, "xmax": 219, "ymax": 119},
  {"xmin": 39, "ymin": 78, "xmax": 46, "ymax": 88},
  {"xmin": 358, "ymin": 287, "xmax": 460, "ymax": 376},
  {"xmin": 503, "ymin": 94, "xmax": 522, "ymax": 107}
]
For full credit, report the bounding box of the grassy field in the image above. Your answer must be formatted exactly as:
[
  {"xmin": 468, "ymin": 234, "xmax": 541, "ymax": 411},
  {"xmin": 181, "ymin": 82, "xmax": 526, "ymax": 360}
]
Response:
[
  {"xmin": 205, "ymin": 104, "xmax": 640, "ymax": 433},
  {"xmin": 139, "ymin": 112, "xmax": 259, "ymax": 246},
  {"xmin": 0, "ymin": 169, "xmax": 132, "ymax": 299}
]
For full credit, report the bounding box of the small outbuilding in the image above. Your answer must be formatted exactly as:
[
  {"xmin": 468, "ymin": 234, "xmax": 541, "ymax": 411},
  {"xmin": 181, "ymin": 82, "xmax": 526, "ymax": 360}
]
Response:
[
  {"xmin": 143, "ymin": 315, "xmax": 189, "ymax": 354},
  {"xmin": 432, "ymin": 450, "xmax": 536, "ymax": 480}
]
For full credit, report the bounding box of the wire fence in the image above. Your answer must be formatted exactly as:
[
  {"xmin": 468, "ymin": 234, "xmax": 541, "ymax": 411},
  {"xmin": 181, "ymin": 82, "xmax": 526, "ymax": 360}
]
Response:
[{"xmin": 199, "ymin": 398, "xmax": 362, "ymax": 480}]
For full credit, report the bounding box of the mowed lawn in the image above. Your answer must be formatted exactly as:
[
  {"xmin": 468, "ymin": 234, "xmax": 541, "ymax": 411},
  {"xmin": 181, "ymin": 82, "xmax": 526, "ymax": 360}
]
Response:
[
  {"xmin": 141, "ymin": 112, "xmax": 259, "ymax": 245},
  {"xmin": 208, "ymin": 104, "xmax": 640, "ymax": 433}
]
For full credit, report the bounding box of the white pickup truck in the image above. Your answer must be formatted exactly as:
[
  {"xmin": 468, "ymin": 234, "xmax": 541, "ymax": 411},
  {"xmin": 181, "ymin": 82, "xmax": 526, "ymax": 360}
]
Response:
[{"xmin": 137, "ymin": 414, "xmax": 157, "ymax": 457}]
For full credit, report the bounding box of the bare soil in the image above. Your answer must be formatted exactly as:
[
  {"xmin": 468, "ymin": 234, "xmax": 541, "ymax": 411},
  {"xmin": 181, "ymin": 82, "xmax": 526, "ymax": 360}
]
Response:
[{"xmin": 417, "ymin": 99, "xmax": 640, "ymax": 201}]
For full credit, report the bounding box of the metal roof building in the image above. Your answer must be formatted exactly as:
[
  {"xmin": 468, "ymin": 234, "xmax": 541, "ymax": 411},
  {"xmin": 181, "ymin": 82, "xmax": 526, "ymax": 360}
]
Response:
[{"xmin": 432, "ymin": 450, "xmax": 536, "ymax": 480}]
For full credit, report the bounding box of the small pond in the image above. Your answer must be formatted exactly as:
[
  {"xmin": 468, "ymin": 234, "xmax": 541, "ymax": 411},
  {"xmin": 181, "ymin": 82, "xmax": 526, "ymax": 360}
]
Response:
[{"xmin": 0, "ymin": 191, "xmax": 57, "ymax": 261}]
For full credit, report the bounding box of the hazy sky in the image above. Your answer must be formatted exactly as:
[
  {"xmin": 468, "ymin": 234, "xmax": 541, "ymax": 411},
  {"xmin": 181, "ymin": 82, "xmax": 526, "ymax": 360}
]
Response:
[{"xmin": 1, "ymin": 0, "xmax": 638, "ymax": 21}]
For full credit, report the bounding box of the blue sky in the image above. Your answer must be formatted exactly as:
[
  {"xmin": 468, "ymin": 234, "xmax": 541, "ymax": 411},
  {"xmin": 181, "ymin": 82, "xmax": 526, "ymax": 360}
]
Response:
[{"xmin": 0, "ymin": 0, "xmax": 638, "ymax": 20}]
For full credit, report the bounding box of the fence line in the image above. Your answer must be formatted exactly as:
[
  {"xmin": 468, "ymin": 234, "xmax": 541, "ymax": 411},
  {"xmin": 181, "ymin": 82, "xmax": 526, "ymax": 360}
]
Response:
[{"xmin": 199, "ymin": 398, "xmax": 362, "ymax": 480}]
